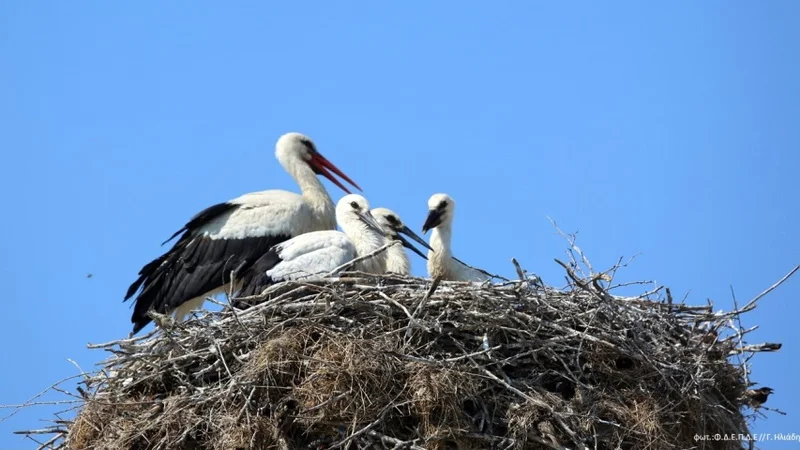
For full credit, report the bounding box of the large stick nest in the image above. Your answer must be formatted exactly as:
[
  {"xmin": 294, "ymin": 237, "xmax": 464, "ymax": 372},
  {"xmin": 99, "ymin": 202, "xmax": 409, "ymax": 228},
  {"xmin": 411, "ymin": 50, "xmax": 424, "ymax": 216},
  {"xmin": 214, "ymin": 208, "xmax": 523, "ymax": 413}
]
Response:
[{"xmin": 16, "ymin": 259, "xmax": 789, "ymax": 450}]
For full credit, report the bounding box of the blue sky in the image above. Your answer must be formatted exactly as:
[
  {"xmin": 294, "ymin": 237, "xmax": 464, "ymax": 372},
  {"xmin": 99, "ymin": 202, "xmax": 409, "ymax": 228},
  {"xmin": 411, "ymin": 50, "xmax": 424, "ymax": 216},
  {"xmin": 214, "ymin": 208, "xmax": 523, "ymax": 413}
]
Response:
[{"xmin": 1, "ymin": 1, "xmax": 798, "ymax": 448}]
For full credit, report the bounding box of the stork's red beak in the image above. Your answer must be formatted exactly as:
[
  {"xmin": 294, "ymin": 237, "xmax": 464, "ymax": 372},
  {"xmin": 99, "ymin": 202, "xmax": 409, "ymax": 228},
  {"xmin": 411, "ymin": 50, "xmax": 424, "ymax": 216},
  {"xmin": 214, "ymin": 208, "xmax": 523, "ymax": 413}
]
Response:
[{"xmin": 309, "ymin": 153, "xmax": 362, "ymax": 194}]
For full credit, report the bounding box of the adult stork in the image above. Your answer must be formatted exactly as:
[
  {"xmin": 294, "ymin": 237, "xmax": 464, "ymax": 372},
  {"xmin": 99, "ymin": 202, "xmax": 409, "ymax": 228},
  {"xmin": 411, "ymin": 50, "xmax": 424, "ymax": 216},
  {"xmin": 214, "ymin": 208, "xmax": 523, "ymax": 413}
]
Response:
[
  {"xmin": 422, "ymin": 193, "xmax": 493, "ymax": 282},
  {"xmin": 124, "ymin": 132, "xmax": 361, "ymax": 334},
  {"xmin": 237, "ymin": 194, "xmax": 388, "ymax": 296},
  {"xmin": 371, "ymin": 207, "xmax": 432, "ymax": 275}
]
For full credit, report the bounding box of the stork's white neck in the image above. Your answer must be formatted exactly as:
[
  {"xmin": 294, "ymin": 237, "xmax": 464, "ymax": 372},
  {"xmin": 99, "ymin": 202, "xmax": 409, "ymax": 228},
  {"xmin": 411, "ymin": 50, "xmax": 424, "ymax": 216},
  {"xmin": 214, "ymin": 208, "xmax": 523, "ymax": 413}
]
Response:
[
  {"xmin": 385, "ymin": 240, "xmax": 411, "ymax": 275},
  {"xmin": 340, "ymin": 218, "xmax": 387, "ymax": 274},
  {"xmin": 280, "ymin": 153, "xmax": 336, "ymax": 230},
  {"xmin": 427, "ymin": 223, "xmax": 453, "ymax": 279}
]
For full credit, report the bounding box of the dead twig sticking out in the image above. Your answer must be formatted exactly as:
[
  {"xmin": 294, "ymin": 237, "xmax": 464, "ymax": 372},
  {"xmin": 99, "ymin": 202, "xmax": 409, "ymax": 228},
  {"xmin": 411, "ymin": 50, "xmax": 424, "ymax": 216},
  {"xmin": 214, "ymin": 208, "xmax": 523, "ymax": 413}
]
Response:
[{"xmin": 327, "ymin": 241, "xmax": 401, "ymax": 276}]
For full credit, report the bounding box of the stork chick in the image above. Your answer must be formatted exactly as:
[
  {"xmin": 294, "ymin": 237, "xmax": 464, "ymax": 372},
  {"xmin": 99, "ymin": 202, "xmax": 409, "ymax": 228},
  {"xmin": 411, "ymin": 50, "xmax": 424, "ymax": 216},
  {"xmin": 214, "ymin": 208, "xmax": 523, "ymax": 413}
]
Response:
[
  {"xmin": 372, "ymin": 207, "xmax": 432, "ymax": 275},
  {"xmin": 422, "ymin": 193, "xmax": 491, "ymax": 282}
]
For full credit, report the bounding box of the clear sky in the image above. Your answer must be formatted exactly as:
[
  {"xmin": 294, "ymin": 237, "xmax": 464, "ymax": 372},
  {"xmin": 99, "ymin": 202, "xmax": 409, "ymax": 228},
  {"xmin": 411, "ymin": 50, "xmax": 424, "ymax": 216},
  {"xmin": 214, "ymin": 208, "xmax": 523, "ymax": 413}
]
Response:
[{"xmin": 1, "ymin": 1, "xmax": 798, "ymax": 448}]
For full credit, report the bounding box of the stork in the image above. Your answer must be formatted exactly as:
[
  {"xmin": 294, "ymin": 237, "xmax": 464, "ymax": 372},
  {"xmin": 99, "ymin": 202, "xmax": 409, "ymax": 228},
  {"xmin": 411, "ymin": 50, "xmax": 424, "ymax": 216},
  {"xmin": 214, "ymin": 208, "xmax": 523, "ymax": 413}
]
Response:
[
  {"xmin": 237, "ymin": 194, "xmax": 388, "ymax": 296},
  {"xmin": 124, "ymin": 132, "xmax": 361, "ymax": 334},
  {"xmin": 371, "ymin": 207, "xmax": 432, "ymax": 275},
  {"xmin": 422, "ymin": 193, "xmax": 492, "ymax": 282}
]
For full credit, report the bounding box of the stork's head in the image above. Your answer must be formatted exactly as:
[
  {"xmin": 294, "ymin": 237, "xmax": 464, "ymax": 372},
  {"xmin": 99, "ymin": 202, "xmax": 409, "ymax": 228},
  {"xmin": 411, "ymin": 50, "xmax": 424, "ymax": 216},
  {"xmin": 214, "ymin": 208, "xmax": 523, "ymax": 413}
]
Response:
[
  {"xmin": 275, "ymin": 132, "xmax": 362, "ymax": 194},
  {"xmin": 336, "ymin": 194, "xmax": 383, "ymax": 234},
  {"xmin": 422, "ymin": 193, "xmax": 455, "ymax": 233},
  {"xmin": 372, "ymin": 207, "xmax": 433, "ymax": 259}
]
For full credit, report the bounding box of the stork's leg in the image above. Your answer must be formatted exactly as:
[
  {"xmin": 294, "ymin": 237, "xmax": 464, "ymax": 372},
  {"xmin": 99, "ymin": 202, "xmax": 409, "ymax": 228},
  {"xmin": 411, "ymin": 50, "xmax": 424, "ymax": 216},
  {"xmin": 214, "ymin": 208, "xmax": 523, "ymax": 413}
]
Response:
[
  {"xmin": 172, "ymin": 295, "xmax": 207, "ymax": 322},
  {"xmin": 171, "ymin": 283, "xmax": 232, "ymax": 323}
]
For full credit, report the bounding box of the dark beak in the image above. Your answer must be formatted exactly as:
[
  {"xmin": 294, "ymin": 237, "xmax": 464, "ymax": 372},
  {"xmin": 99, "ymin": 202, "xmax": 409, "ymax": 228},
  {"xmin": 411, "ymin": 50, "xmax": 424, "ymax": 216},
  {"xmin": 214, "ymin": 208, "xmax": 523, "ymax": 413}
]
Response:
[
  {"xmin": 396, "ymin": 225, "xmax": 433, "ymax": 259},
  {"xmin": 356, "ymin": 210, "xmax": 385, "ymax": 235},
  {"xmin": 309, "ymin": 153, "xmax": 362, "ymax": 194},
  {"xmin": 422, "ymin": 208, "xmax": 444, "ymax": 234}
]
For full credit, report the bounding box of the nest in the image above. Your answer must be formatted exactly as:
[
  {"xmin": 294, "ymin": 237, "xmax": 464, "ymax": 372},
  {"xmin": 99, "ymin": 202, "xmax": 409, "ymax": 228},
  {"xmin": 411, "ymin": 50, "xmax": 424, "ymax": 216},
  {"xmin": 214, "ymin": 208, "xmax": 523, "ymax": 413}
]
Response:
[{"xmin": 13, "ymin": 257, "xmax": 790, "ymax": 450}]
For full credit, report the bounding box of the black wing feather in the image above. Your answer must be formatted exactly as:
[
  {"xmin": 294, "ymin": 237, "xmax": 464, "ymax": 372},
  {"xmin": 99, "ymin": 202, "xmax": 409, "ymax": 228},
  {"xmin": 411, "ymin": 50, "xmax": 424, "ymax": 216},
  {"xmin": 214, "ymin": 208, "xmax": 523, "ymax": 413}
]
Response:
[
  {"xmin": 125, "ymin": 201, "xmax": 236, "ymax": 303},
  {"xmin": 125, "ymin": 201, "xmax": 290, "ymax": 334},
  {"xmin": 161, "ymin": 202, "xmax": 236, "ymax": 246},
  {"xmin": 235, "ymin": 246, "xmax": 285, "ymax": 297}
]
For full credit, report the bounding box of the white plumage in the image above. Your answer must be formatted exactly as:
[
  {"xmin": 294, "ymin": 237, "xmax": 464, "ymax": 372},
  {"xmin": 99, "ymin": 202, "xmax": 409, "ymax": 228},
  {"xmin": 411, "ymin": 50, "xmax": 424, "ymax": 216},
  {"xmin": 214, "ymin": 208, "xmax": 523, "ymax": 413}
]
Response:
[
  {"xmin": 125, "ymin": 132, "xmax": 361, "ymax": 334},
  {"xmin": 257, "ymin": 231, "xmax": 356, "ymax": 281},
  {"xmin": 237, "ymin": 194, "xmax": 389, "ymax": 295},
  {"xmin": 371, "ymin": 207, "xmax": 432, "ymax": 275},
  {"xmin": 422, "ymin": 193, "xmax": 492, "ymax": 282},
  {"xmin": 201, "ymin": 191, "xmax": 320, "ymax": 240}
]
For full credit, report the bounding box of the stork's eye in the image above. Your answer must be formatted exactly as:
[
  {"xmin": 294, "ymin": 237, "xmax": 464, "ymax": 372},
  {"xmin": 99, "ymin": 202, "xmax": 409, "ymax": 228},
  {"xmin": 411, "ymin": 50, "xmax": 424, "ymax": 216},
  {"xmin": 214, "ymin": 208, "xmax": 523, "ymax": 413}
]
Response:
[
  {"xmin": 386, "ymin": 215, "xmax": 399, "ymax": 225},
  {"xmin": 350, "ymin": 201, "xmax": 360, "ymax": 209},
  {"xmin": 439, "ymin": 200, "xmax": 448, "ymax": 209},
  {"xmin": 300, "ymin": 138, "xmax": 316, "ymax": 153}
]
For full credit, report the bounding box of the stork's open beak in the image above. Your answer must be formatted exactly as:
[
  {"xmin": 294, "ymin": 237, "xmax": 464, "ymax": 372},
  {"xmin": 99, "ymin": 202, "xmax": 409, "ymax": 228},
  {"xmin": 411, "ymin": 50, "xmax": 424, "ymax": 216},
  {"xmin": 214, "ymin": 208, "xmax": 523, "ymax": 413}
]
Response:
[
  {"xmin": 422, "ymin": 208, "xmax": 444, "ymax": 234},
  {"xmin": 396, "ymin": 225, "xmax": 433, "ymax": 259},
  {"xmin": 309, "ymin": 153, "xmax": 362, "ymax": 194},
  {"xmin": 356, "ymin": 210, "xmax": 385, "ymax": 235}
]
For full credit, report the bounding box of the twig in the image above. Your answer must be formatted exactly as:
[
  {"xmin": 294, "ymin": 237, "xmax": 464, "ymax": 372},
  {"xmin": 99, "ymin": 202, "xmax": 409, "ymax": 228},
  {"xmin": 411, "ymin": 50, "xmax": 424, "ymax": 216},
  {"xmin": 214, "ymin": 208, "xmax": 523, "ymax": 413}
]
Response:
[
  {"xmin": 452, "ymin": 256, "xmax": 509, "ymax": 281},
  {"xmin": 554, "ymin": 258, "xmax": 612, "ymax": 302},
  {"xmin": 366, "ymin": 431, "xmax": 426, "ymax": 450},
  {"xmin": 730, "ymin": 285, "xmax": 750, "ymax": 387},
  {"xmin": 327, "ymin": 241, "xmax": 400, "ymax": 276},
  {"xmin": 0, "ymin": 374, "xmax": 85, "ymax": 423},
  {"xmin": 740, "ymin": 265, "xmax": 799, "ymax": 313},
  {"xmin": 404, "ymin": 276, "xmax": 441, "ymax": 343},
  {"xmin": 728, "ymin": 343, "xmax": 782, "ymax": 355}
]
